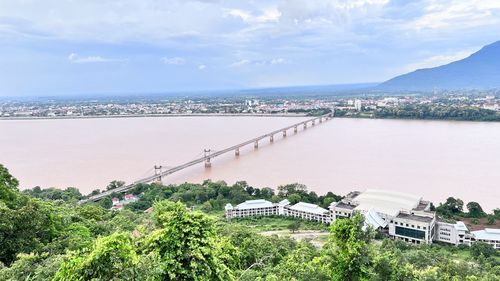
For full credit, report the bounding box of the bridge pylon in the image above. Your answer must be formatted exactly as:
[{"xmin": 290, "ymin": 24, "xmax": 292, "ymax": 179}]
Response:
[
  {"xmin": 204, "ymin": 149, "xmax": 212, "ymax": 168},
  {"xmin": 154, "ymin": 165, "xmax": 163, "ymax": 183}
]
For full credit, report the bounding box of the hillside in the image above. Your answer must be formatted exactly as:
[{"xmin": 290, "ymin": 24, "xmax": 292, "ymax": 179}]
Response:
[{"xmin": 378, "ymin": 41, "xmax": 500, "ymax": 91}]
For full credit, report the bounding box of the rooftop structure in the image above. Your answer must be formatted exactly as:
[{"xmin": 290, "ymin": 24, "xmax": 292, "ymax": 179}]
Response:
[
  {"xmin": 471, "ymin": 228, "xmax": 500, "ymax": 249},
  {"xmin": 288, "ymin": 202, "xmax": 329, "ymax": 215},
  {"xmin": 235, "ymin": 199, "xmax": 274, "ymax": 210},
  {"xmin": 353, "ymin": 189, "xmax": 422, "ymax": 217}
]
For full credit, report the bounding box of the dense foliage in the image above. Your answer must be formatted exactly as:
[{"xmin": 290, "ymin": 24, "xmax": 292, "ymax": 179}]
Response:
[{"xmin": 1, "ymin": 164, "xmax": 499, "ymax": 280}]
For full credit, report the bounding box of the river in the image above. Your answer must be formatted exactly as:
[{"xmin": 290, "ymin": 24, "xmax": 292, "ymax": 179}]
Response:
[{"xmin": 0, "ymin": 116, "xmax": 499, "ymax": 210}]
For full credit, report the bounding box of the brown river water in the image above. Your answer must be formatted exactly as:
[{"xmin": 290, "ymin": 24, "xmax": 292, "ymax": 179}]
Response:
[{"xmin": 0, "ymin": 116, "xmax": 499, "ymax": 210}]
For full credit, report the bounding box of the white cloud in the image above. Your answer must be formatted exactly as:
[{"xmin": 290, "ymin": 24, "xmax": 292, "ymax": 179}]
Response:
[
  {"xmin": 160, "ymin": 57, "xmax": 185, "ymax": 65},
  {"xmin": 229, "ymin": 58, "xmax": 290, "ymax": 67},
  {"xmin": 402, "ymin": 49, "xmax": 476, "ymax": 72},
  {"xmin": 226, "ymin": 7, "xmax": 281, "ymax": 24},
  {"xmin": 198, "ymin": 64, "xmax": 206, "ymax": 70},
  {"xmin": 406, "ymin": 0, "xmax": 500, "ymax": 31},
  {"xmin": 68, "ymin": 53, "xmax": 115, "ymax": 63}
]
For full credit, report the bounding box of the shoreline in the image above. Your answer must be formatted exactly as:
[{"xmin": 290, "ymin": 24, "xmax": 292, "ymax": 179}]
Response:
[{"xmin": 0, "ymin": 113, "xmax": 309, "ymax": 121}]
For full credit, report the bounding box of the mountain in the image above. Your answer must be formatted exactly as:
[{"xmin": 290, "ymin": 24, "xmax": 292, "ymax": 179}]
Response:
[{"xmin": 378, "ymin": 41, "xmax": 500, "ymax": 91}]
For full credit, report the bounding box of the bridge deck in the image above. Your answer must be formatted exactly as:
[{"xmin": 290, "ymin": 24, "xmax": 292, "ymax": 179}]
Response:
[{"xmin": 80, "ymin": 113, "xmax": 332, "ymax": 203}]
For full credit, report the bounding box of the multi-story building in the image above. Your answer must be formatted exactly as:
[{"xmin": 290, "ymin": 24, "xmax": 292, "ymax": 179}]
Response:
[
  {"xmin": 283, "ymin": 202, "xmax": 331, "ymax": 224},
  {"xmin": 225, "ymin": 189, "xmax": 499, "ymax": 249}
]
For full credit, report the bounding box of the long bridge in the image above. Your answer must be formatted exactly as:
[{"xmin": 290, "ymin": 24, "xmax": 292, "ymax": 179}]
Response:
[{"xmin": 80, "ymin": 112, "xmax": 334, "ymax": 203}]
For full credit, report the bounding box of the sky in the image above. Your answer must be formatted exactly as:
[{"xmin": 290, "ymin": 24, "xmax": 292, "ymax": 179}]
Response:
[{"xmin": 1, "ymin": 0, "xmax": 500, "ymax": 96}]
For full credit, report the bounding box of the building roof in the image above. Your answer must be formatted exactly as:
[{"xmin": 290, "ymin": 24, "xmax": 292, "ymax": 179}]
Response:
[
  {"xmin": 396, "ymin": 212, "xmax": 434, "ymax": 223},
  {"xmin": 454, "ymin": 221, "xmax": 468, "ymax": 232},
  {"xmin": 354, "ymin": 189, "xmax": 422, "ymax": 217},
  {"xmin": 288, "ymin": 202, "xmax": 329, "ymax": 215},
  {"xmin": 278, "ymin": 199, "xmax": 291, "ymax": 206},
  {"xmin": 364, "ymin": 209, "xmax": 388, "ymax": 229},
  {"xmin": 235, "ymin": 199, "xmax": 274, "ymax": 210},
  {"xmin": 471, "ymin": 228, "xmax": 500, "ymax": 241},
  {"xmin": 225, "ymin": 203, "xmax": 233, "ymax": 211},
  {"xmin": 333, "ymin": 201, "xmax": 356, "ymax": 210}
]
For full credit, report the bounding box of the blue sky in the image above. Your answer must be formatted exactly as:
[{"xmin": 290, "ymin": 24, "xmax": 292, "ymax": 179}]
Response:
[{"xmin": 1, "ymin": 0, "xmax": 500, "ymax": 96}]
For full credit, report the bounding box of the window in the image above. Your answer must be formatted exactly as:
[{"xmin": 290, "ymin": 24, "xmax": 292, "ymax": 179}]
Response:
[{"xmin": 395, "ymin": 226, "xmax": 425, "ymax": 240}]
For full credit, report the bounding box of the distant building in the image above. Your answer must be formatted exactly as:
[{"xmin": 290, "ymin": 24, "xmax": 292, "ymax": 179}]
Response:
[{"xmin": 354, "ymin": 99, "xmax": 362, "ymax": 111}]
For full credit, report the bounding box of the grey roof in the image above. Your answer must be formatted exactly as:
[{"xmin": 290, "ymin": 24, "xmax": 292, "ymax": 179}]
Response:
[
  {"xmin": 396, "ymin": 212, "xmax": 434, "ymax": 223},
  {"xmin": 333, "ymin": 201, "xmax": 356, "ymax": 210},
  {"xmin": 288, "ymin": 202, "xmax": 329, "ymax": 215},
  {"xmin": 472, "ymin": 228, "xmax": 500, "ymax": 241},
  {"xmin": 235, "ymin": 199, "xmax": 274, "ymax": 210}
]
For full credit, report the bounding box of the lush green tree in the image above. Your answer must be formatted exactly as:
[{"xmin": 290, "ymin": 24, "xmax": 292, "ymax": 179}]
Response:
[
  {"xmin": 0, "ymin": 198, "xmax": 63, "ymax": 265},
  {"xmin": 318, "ymin": 213, "xmax": 372, "ymax": 281},
  {"xmin": 54, "ymin": 232, "xmax": 138, "ymax": 280},
  {"xmin": 287, "ymin": 221, "xmax": 300, "ymax": 233},
  {"xmin": 0, "ymin": 164, "xmax": 20, "ymax": 208},
  {"xmin": 467, "ymin": 202, "xmax": 486, "ymax": 218},
  {"xmin": 143, "ymin": 200, "xmax": 236, "ymax": 280},
  {"xmin": 106, "ymin": 180, "xmax": 125, "ymax": 191},
  {"xmin": 288, "ymin": 193, "xmax": 301, "ymax": 204},
  {"xmin": 470, "ymin": 242, "xmax": 496, "ymax": 259},
  {"xmin": 486, "ymin": 214, "xmax": 496, "ymax": 225}
]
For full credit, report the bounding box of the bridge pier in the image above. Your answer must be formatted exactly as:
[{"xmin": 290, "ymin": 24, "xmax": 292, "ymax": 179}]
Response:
[
  {"xmin": 294, "ymin": 126, "xmax": 298, "ymax": 133},
  {"xmin": 319, "ymin": 117, "xmax": 323, "ymax": 123},
  {"xmin": 282, "ymin": 130, "xmax": 287, "ymax": 137},
  {"xmin": 254, "ymin": 140, "xmax": 259, "ymax": 149},
  {"xmin": 205, "ymin": 158, "xmax": 211, "ymax": 168},
  {"xmin": 303, "ymin": 122, "xmax": 307, "ymax": 129},
  {"xmin": 235, "ymin": 148, "xmax": 240, "ymax": 156},
  {"xmin": 270, "ymin": 135, "xmax": 274, "ymax": 142},
  {"xmin": 312, "ymin": 120, "xmax": 316, "ymax": 126}
]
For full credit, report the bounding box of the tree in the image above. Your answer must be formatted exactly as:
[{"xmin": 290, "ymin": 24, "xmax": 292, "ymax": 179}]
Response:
[
  {"xmin": 466, "ymin": 202, "xmax": 486, "ymax": 218},
  {"xmin": 486, "ymin": 214, "xmax": 495, "ymax": 225},
  {"xmin": 144, "ymin": 200, "xmax": 236, "ymax": 280},
  {"xmin": 470, "ymin": 242, "xmax": 496, "ymax": 259},
  {"xmin": 319, "ymin": 213, "xmax": 372, "ymax": 281},
  {"xmin": 54, "ymin": 232, "xmax": 138, "ymax": 280},
  {"xmin": 288, "ymin": 194, "xmax": 301, "ymax": 204},
  {"xmin": 0, "ymin": 164, "xmax": 20, "ymax": 208},
  {"xmin": 106, "ymin": 180, "xmax": 125, "ymax": 191},
  {"xmin": 288, "ymin": 221, "xmax": 300, "ymax": 233}
]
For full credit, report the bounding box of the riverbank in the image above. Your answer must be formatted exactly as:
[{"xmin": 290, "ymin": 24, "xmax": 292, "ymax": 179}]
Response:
[{"xmin": 0, "ymin": 113, "xmax": 308, "ymax": 121}]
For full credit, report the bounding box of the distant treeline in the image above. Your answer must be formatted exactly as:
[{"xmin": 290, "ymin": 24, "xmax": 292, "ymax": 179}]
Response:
[{"xmin": 375, "ymin": 105, "xmax": 500, "ymax": 121}]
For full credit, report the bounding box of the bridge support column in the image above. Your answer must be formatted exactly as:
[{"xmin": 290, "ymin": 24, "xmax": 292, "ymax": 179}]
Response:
[
  {"xmin": 312, "ymin": 120, "xmax": 316, "ymax": 126},
  {"xmin": 235, "ymin": 148, "xmax": 240, "ymax": 156},
  {"xmin": 254, "ymin": 140, "xmax": 259, "ymax": 149},
  {"xmin": 282, "ymin": 130, "xmax": 287, "ymax": 137},
  {"xmin": 205, "ymin": 158, "xmax": 211, "ymax": 168},
  {"xmin": 294, "ymin": 126, "xmax": 298, "ymax": 133},
  {"xmin": 319, "ymin": 117, "xmax": 323, "ymax": 123},
  {"xmin": 270, "ymin": 135, "xmax": 274, "ymax": 143},
  {"xmin": 303, "ymin": 123, "xmax": 307, "ymax": 129}
]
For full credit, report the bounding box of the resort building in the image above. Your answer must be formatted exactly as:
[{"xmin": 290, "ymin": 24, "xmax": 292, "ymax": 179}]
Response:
[
  {"xmin": 283, "ymin": 202, "xmax": 331, "ymax": 224},
  {"xmin": 225, "ymin": 189, "xmax": 499, "ymax": 249},
  {"xmin": 225, "ymin": 199, "xmax": 278, "ymax": 218},
  {"xmin": 330, "ymin": 189, "xmax": 436, "ymax": 244},
  {"xmin": 471, "ymin": 228, "xmax": 500, "ymax": 249}
]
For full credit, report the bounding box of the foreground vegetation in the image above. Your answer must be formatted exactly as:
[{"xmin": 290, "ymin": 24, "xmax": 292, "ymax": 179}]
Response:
[{"xmin": 1, "ymin": 164, "xmax": 499, "ymax": 280}]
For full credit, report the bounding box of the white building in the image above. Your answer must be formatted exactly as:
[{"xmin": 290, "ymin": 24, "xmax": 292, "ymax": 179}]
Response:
[
  {"xmin": 330, "ymin": 189, "xmax": 436, "ymax": 245},
  {"xmin": 225, "ymin": 199, "xmax": 330, "ymax": 223},
  {"xmin": 225, "ymin": 189, "xmax": 499, "ymax": 249},
  {"xmin": 284, "ymin": 202, "xmax": 331, "ymax": 224},
  {"xmin": 471, "ymin": 228, "xmax": 500, "ymax": 249},
  {"xmin": 354, "ymin": 99, "xmax": 362, "ymax": 111},
  {"xmin": 225, "ymin": 199, "xmax": 278, "ymax": 218}
]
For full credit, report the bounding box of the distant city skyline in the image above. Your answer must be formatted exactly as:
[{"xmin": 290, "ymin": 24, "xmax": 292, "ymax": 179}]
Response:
[{"xmin": 1, "ymin": 0, "xmax": 500, "ymax": 96}]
